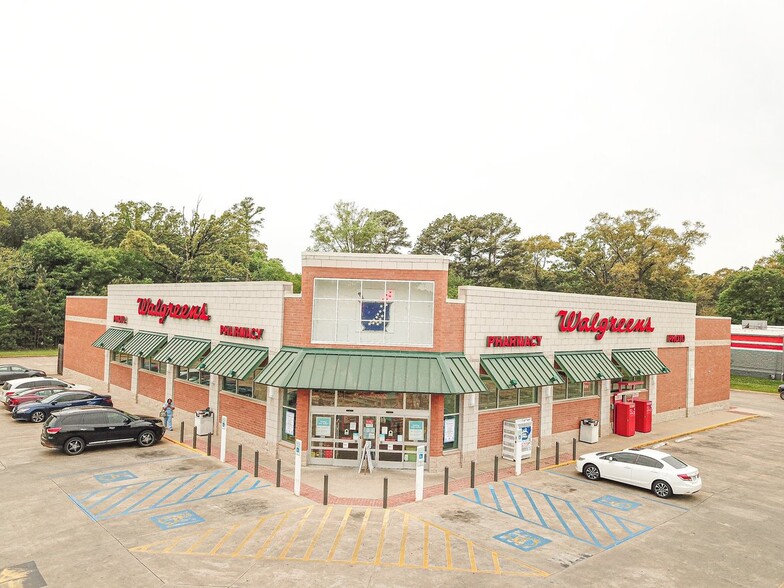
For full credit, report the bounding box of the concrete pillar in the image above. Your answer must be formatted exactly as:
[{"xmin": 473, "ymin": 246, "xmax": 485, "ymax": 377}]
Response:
[
  {"xmin": 600, "ymin": 380, "xmax": 612, "ymax": 434},
  {"xmin": 687, "ymin": 345, "xmax": 696, "ymax": 416},
  {"xmin": 131, "ymin": 356, "xmax": 139, "ymax": 402},
  {"xmin": 265, "ymin": 385, "xmax": 281, "ymax": 455},
  {"xmin": 539, "ymin": 385, "xmax": 553, "ymax": 448}
]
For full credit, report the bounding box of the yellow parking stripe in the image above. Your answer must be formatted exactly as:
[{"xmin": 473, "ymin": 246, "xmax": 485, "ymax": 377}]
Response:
[
  {"xmin": 279, "ymin": 506, "xmax": 313, "ymax": 559},
  {"xmin": 422, "ymin": 523, "xmax": 429, "ymax": 568},
  {"xmin": 327, "ymin": 507, "xmax": 352, "ymax": 561},
  {"xmin": 210, "ymin": 524, "xmax": 239, "ymax": 555},
  {"xmin": 350, "ymin": 509, "xmax": 372, "ymax": 563},
  {"xmin": 303, "ymin": 506, "xmax": 333, "ymax": 560},
  {"xmin": 255, "ymin": 511, "xmax": 291, "ymax": 558},
  {"xmin": 186, "ymin": 529, "xmax": 214, "ymax": 554},
  {"xmin": 398, "ymin": 512, "xmax": 410, "ymax": 566},
  {"xmin": 374, "ymin": 508, "xmax": 391, "ymax": 565},
  {"xmin": 232, "ymin": 516, "xmax": 270, "ymax": 556}
]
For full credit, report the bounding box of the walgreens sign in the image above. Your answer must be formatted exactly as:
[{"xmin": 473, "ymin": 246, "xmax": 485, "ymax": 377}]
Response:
[
  {"xmin": 556, "ymin": 310, "xmax": 654, "ymax": 341},
  {"xmin": 137, "ymin": 298, "xmax": 211, "ymax": 324}
]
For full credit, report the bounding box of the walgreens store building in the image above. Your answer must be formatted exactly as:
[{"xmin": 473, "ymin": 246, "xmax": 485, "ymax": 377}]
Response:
[{"xmin": 64, "ymin": 253, "xmax": 730, "ymax": 471}]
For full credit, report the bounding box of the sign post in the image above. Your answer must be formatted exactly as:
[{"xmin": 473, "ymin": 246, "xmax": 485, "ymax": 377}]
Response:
[
  {"xmin": 220, "ymin": 416, "xmax": 227, "ymax": 462},
  {"xmin": 515, "ymin": 435, "xmax": 523, "ymax": 476},
  {"xmin": 294, "ymin": 439, "xmax": 302, "ymax": 496},
  {"xmin": 415, "ymin": 445, "xmax": 426, "ymax": 502}
]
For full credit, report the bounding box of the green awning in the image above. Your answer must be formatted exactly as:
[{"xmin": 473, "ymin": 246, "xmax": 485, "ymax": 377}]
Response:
[
  {"xmin": 554, "ymin": 350, "xmax": 623, "ymax": 382},
  {"xmin": 480, "ymin": 353, "xmax": 564, "ymax": 389},
  {"xmin": 152, "ymin": 336, "xmax": 211, "ymax": 367},
  {"xmin": 612, "ymin": 348, "xmax": 670, "ymax": 377},
  {"xmin": 120, "ymin": 331, "xmax": 168, "ymax": 357},
  {"xmin": 92, "ymin": 327, "xmax": 134, "ymax": 351},
  {"xmin": 198, "ymin": 342, "xmax": 269, "ymax": 380},
  {"xmin": 256, "ymin": 347, "xmax": 487, "ymax": 395}
]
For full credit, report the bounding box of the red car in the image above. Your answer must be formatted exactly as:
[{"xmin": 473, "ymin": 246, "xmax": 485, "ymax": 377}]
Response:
[{"xmin": 3, "ymin": 386, "xmax": 91, "ymax": 411}]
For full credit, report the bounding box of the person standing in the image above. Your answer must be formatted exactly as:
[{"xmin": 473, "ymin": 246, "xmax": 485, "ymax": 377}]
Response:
[{"xmin": 162, "ymin": 398, "xmax": 175, "ymax": 431}]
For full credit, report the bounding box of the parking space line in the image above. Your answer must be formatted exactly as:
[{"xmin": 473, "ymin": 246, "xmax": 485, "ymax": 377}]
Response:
[
  {"xmin": 349, "ymin": 508, "xmax": 372, "ymax": 563},
  {"xmin": 255, "ymin": 511, "xmax": 292, "ymax": 558},
  {"xmin": 328, "ymin": 507, "xmax": 352, "ymax": 561},
  {"xmin": 398, "ymin": 512, "xmax": 409, "ymax": 566},
  {"xmin": 373, "ymin": 508, "xmax": 390, "ymax": 565},
  {"xmin": 210, "ymin": 524, "xmax": 240, "ymax": 555},
  {"xmin": 305, "ymin": 506, "xmax": 334, "ymax": 561},
  {"xmin": 279, "ymin": 506, "xmax": 314, "ymax": 559}
]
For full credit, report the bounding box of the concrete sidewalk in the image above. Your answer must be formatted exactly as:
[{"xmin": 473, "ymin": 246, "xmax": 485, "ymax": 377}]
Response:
[{"xmin": 26, "ymin": 356, "xmax": 760, "ymax": 508}]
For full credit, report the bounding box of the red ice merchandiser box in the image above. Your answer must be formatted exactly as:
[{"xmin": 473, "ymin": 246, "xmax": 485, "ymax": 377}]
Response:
[
  {"xmin": 634, "ymin": 399, "xmax": 652, "ymax": 433},
  {"xmin": 615, "ymin": 401, "xmax": 636, "ymax": 437}
]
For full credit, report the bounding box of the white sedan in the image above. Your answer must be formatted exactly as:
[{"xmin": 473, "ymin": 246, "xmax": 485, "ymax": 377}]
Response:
[{"xmin": 575, "ymin": 447, "xmax": 702, "ymax": 498}]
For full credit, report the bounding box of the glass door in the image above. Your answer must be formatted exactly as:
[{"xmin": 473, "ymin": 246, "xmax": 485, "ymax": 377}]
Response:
[
  {"xmin": 309, "ymin": 414, "xmax": 335, "ymax": 464},
  {"xmin": 377, "ymin": 416, "xmax": 405, "ymax": 466},
  {"xmin": 333, "ymin": 414, "xmax": 361, "ymax": 464}
]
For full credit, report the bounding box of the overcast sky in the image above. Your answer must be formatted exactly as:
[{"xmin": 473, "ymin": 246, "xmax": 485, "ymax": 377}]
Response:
[{"xmin": 1, "ymin": 2, "xmax": 782, "ymax": 275}]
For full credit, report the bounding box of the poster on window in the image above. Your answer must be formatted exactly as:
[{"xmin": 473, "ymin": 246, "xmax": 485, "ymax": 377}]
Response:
[
  {"xmin": 443, "ymin": 417, "xmax": 456, "ymax": 444},
  {"xmin": 408, "ymin": 420, "xmax": 425, "ymax": 441},
  {"xmin": 315, "ymin": 416, "xmax": 331, "ymax": 437},
  {"xmin": 285, "ymin": 410, "xmax": 295, "ymax": 437}
]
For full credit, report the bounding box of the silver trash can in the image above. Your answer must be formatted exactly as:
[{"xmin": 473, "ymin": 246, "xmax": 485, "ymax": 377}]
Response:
[
  {"xmin": 195, "ymin": 408, "xmax": 214, "ymax": 436},
  {"xmin": 579, "ymin": 418, "xmax": 599, "ymax": 443}
]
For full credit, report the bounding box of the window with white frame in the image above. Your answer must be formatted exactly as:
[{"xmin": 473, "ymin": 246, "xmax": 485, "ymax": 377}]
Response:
[
  {"xmin": 311, "ymin": 279, "xmax": 434, "ymax": 347},
  {"xmin": 222, "ymin": 368, "xmax": 267, "ymax": 401},
  {"xmin": 552, "ymin": 375, "xmax": 599, "ymax": 401}
]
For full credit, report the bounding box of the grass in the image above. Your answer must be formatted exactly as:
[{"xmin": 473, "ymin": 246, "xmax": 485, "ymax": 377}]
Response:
[
  {"xmin": 0, "ymin": 348, "xmax": 59, "ymax": 358},
  {"xmin": 730, "ymin": 374, "xmax": 783, "ymax": 393}
]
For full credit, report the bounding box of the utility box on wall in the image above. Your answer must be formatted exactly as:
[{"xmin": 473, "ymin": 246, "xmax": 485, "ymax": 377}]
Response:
[{"xmin": 502, "ymin": 418, "xmax": 532, "ymax": 461}]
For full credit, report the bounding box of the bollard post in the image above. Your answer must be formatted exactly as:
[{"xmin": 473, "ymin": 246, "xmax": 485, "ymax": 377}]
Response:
[
  {"xmin": 192, "ymin": 426, "xmax": 197, "ymax": 449},
  {"xmin": 179, "ymin": 421, "xmax": 184, "ymax": 443},
  {"xmin": 383, "ymin": 477, "xmax": 388, "ymax": 509},
  {"xmin": 207, "ymin": 433, "xmax": 212, "ymax": 456},
  {"xmin": 555, "ymin": 441, "xmax": 560, "ymax": 465},
  {"xmin": 572, "ymin": 438, "xmax": 577, "ymax": 461},
  {"xmin": 276, "ymin": 459, "xmax": 281, "ymax": 487},
  {"xmin": 237, "ymin": 444, "xmax": 243, "ymax": 470},
  {"xmin": 536, "ymin": 445, "xmax": 541, "ymax": 470},
  {"xmin": 470, "ymin": 461, "xmax": 476, "ymax": 489},
  {"xmin": 444, "ymin": 467, "xmax": 449, "ymax": 495},
  {"xmin": 323, "ymin": 474, "xmax": 329, "ymax": 505},
  {"xmin": 494, "ymin": 456, "xmax": 499, "ymax": 482},
  {"xmin": 254, "ymin": 450, "xmax": 259, "ymax": 478}
]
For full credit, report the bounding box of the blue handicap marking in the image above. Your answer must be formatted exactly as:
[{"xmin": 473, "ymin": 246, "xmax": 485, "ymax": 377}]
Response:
[
  {"xmin": 593, "ymin": 495, "xmax": 641, "ymax": 511},
  {"xmin": 151, "ymin": 509, "xmax": 205, "ymax": 530},
  {"xmin": 495, "ymin": 528, "xmax": 551, "ymax": 552},
  {"xmin": 95, "ymin": 470, "xmax": 138, "ymax": 484}
]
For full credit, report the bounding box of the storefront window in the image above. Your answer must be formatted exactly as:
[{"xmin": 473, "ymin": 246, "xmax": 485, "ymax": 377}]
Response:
[
  {"xmin": 312, "ymin": 278, "xmax": 435, "ymax": 347},
  {"xmin": 222, "ymin": 369, "xmax": 267, "ymax": 401},
  {"xmin": 311, "ymin": 390, "xmax": 337, "ymax": 406},
  {"xmin": 553, "ymin": 374, "xmax": 599, "ymax": 400},
  {"xmin": 443, "ymin": 395, "xmax": 459, "ymax": 451},
  {"xmin": 404, "ymin": 394, "xmax": 430, "ymax": 411},
  {"xmin": 140, "ymin": 356, "xmax": 166, "ymax": 374},
  {"xmin": 111, "ymin": 352, "xmax": 133, "ymax": 365},
  {"xmin": 177, "ymin": 366, "xmax": 211, "ymax": 387},
  {"xmin": 479, "ymin": 378, "xmax": 538, "ymax": 409},
  {"xmin": 282, "ymin": 390, "xmax": 297, "ymax": 443}
]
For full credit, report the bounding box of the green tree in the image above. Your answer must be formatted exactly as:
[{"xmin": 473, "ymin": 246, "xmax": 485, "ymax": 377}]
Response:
[
  {"xmin": 691, "ymin": 268, "xmax": 738, "ymax": 316},
  {"xmin": 249, "ymin": 251, "xmax": 302, "ymax": 292},
  {"xmin": 411, "ymin": 214, "xmax": 462, "ymax": 257},
  {"xmin": 368, "ymin": 210, "xmax": 411, "ymax": 254},
  {"xmin": 717, "ymin": 267, "xmax": 784, "ymax": 323},
  {"xmin": 310, "ymin": 201, "xmax": 380, "ymax": 253}
]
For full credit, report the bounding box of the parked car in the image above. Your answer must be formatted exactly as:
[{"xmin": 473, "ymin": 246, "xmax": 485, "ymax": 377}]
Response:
[
  {"xmin": 1, "ymin": 377, "xmax": 92, "ymax": 400},
  {"xmin": 12, "ymin": 391, "xmax": 112, "ymax": 423},
  {"xmin": 779, "ymin": 383, "xmax": 784, "ymax": 400},
  {"xmin": 3, "ymin": 385, "xmax": 92, "ymax": 411},
  {"xmin": 41, "ymin": 406, "xmax": 165, "ymax": 455},
  {"xmin": 575, "ymin": 447, "xmax": 702, "ymax": 498},
  {"xmin": 0, "ymin": 364, "xmax": 47, "ymax": 383}
]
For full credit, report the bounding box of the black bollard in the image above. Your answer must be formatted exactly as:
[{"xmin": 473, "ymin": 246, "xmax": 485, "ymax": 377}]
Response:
[
  {"xmin": 383, "ymin": 477, "xmax": 388, "ymax": 509},
  {"xmin": 207, "ymin": 433, "xmax": 212, "ymax": 456},
  {"xmin": 555, "ymin": 441, "xmax": 560, "ymax": 465},
  {"xmin": 276, "ymin": 459, "xmax": 281, "ymax": 487},
  {"xmin": 237, "ymin": 444, "xmax": 243, "ymax": 470},
  {"xmin": 254, "ymin": 450, "xmax": 259, "ymax": 478},
  {"xmin": 494, "ymin": 456, "xmax": 499, "ymax": 482},
  {"xmin": 323, "ymin": 474, "xmax": 329, "ymax": 505},
  {"xmin": 192, "ymin": 426, "xmax": 197, "ymax": 449},
  {"xmin": 536, "ymin": 445, "xmax": 541, "ymax": 470},
  {"xmin": 444, "ymin": 467, "xmax": 449, "ymax": 495},
  {"xmin": 470, "ymin": 461, "xmax": 476, "ymax": 488},
  {"xmin": 572, "ymin": 438, "xmax": 577, "ymax": 460},
  {"xmin": 179, "ymin": 421, "xmax": 184, "ymax": 443}
]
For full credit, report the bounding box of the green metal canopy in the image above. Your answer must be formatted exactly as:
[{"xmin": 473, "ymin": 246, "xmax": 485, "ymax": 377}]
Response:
[
  {"xmin": 612, "ymin": 348, "xmax": 670, "ymax": 377},
  {"xmin": 554, "ymin": 350, "xmax": 623, "ymax": 382},
  {"xmin": 120, "ymin": 331, "xmax": 168, "ymax": 357},
  {"xmin": 92, "ymin": 327, "xmax": 134, "ymax": 351},
  {"xmin": 152, "ymin": 336, "xmax": 211, "ymax": 367},
  {"xmin": 480, "ymin": 353, "xmax": 564, "ymax": 389},
  {"xmin": 256, "ymin": 347, "xmax": 487, "ymax": 395},
  {"xmin": 198, "ymin": 342, "xmax": 269, "ymax": 380}
]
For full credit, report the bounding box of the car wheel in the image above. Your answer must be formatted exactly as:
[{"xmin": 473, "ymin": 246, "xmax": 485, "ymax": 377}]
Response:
[
  {"xmin": 652, "ymin": 480, "xmax": 673, "ymax": 498},
  {"xmin": 780, "ymin": 391, "xmax": 784, "ymax": 400},
  {"xmin": 137, "ymin": 430, "xmax": 157, "ymax": 447},
  {"xmin": 31, "ymin": 410, "xmax": 47, "ymax": 423},
  {"xmin": 63, "ymin": 437, "xmax": 85, "ymax": 456},
  {"xmin": 583, "ymin": 463, "xmax": 601, "ymax": 481}
]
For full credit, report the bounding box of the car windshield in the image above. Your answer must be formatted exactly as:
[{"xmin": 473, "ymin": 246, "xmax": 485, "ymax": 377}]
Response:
[
  {"xmin": 114, "ymin": 409, "xmax": 139, "ymax": 421},
  {"xmin": 661, "ymin": 455, "xmax": 688, "ymax": 469},
  {"xmin": 42, "ymin": 395, "xmax": 67, "ymax": 404}
]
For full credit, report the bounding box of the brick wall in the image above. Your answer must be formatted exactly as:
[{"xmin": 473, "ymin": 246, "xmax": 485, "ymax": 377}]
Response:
[
  {"xmin": 695, "ymin": 346, "xmax": 731, "ymax": 405},
  {"xmin": 430, "ymin": 395, "xmax": 444, "ymax": 456},
  {"xmin": 109, "ymin": 363, "xmax": 131, "ymax": 390},
  {"xmin": 696, "ymin": 317, "xmax": 730, "ymax": 341},
  {"xmin": 296, "ymin": 389, "xmax": 310, "ymax": 450},
  {"xmin": 552, "ymin": 397, "xmax": 599, "ymax": 434},
  {"xmin": 477, "ymin": 406, "xmax": 540, "ymax": 448},
  {"xmin": 173, "ymin": 381, "xmax": 209, "ymax": 414},
  {"xmin": 218, "ymin": 393, "xmax": 266, "ymax": 438},
  {"xmin": 656, "ymin": 347, "xmax": 688, "ymax": 412},
  {"xmin": 66, "ymin": 296, "xmax": 107, "ymax": 320},
  {"xmin": 138, "ymin": 371, "xmax": 166, "ymax": 403},
  {"xmin": 64, "ymin": 320, "xmax": 106, "ymax": 380}
]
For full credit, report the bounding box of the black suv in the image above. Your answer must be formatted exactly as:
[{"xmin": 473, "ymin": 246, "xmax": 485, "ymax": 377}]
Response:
[{"xmin": 41, "ymin": 406, "xmax": 165, "ymax": 455}]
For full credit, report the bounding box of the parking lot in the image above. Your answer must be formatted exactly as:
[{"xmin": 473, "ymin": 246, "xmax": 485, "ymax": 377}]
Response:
[{"xmin": 2, "ymin": 365, "xmax": 784, "ymax": 587}]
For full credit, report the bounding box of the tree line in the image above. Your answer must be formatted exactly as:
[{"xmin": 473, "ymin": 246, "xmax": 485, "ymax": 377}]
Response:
[{"xmin": 0, "ymin": 196, "xmax": 781, "ymax": 350}]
